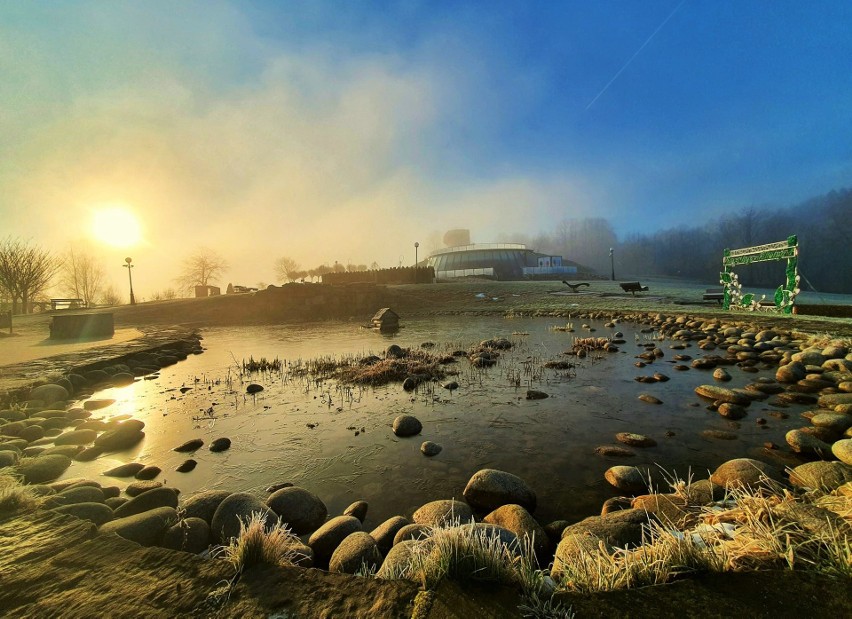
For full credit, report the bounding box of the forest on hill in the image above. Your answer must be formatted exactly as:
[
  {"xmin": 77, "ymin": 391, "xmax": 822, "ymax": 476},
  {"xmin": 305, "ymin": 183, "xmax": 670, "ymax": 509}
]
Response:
[{"xmin": 509, "ymin": 188, "xmax": 851, "ymax": 294}]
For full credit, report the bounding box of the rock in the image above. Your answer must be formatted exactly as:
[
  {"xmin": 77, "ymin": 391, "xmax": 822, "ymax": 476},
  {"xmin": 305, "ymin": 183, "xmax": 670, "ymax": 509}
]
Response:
[
  {"xmin": 343, "ymin": 500, "xmax": 368, "ymax": 523},
  {"xmin": 811, "ymin": 413, "xmax": 852, "ymax": 433},
  {"xmin": 0, "ymin": 450, "xmax": 20, "ymax": 467},
  {"xmin": 776, "ymin": 361, "xmax": 807, "ymax": 383},
  {"xmin": 552, "ymin": 532, "xmax": 603, "ymax": 579},
  {"xmin": 600, "ymin": 497, "xmax": 633, "ymax": 515},
  {"xmin": 180, "ymin": 490, "xmax": 232, "ymax": 525},
  {"xmin": 594, "ymin": 445, "xmax": 636, "ymax": 457},
  {"xmin": 99, "ymin": 506, "xmax": 179, "ymax": 546},
  {"xmin": 832, "ymin": 439, "xmax": 852, "ymax": 465},
  {"xmin": 83, "ymin": 399, "xmax": 115, "ymax": 411},
  {"xmin": 392, "ymin": 415, "xmax": 422, "ymax": 437},
  {"xmin": 41, "ymin": 445, "xmax": 82, "ymax": 458},
  {"xmin": 604, "ymin": 466, "xmax": 647, "ymax": 494},
  {"xmin": 173, "ymin": 438, "xmax": 204, "ymax": 452},
  {"xmin": 329, "ymin": 532, "xmax": 382, "ymax": 574},
  {"xmin": 103, "ymin": 463, "xmax": 146, "ymax": 478},
  {"xmin": 126, "ymin": 481, "xmax": 163, "ymax": 497},
  {"xmin": 819, "ymin": 393, "xmax": 852, "ymax": 409},
  {"xmin": 16, "ymin": 454, "xmax": 72, "ymax": 484},
  {"xmin": 709, "ymin": 458, "xmax": 784, "ymax": 489},
  {"xmin": 774, "ymin": 501, "xmax": 851, "ymax": 538},
  {"xmin": 526, "ymin": 390, "xmax": 548, "ymax": 400},
  {"xmin": 211, "ymin": 492, "xmax": 278, "ymax": 544},
  {"xmin": 420, "ymin": 441, "xmax": 442, "ymax": 456},
  {"xmin": 265, "ymin": 482, "xmax": 294, "ymax": 493},
  {"xmin": 684, "ymin": 479, "xmax": 725, "ymax": 505},
  {"xmin": 105, "ymin": 497, "xmax": 128, "ymax": 510},
  {"xmin": 48, "ymin": 486, "xmax": 105, "ymax": 507},
  {"xmin": 246, "ymin": 384, "xmax": 264, "ymax": 394},
  {"xmin": 543, "ymin": 520, "xmax": 572, "ymax": 544},
  {"xmin": 266, "ymin": 486, "xmax": 328, "ymax": 535},
  {"xmin": 377, "ymin": 540, "xmax": 417, "ymax": 579},
  {"xmin": 114, "ymin": 487, "xmax": 180, "ymax": 519},
  {"xmin": 402, "ymin": 377, "xmax": 419, "ymax": 392},
  {"xmin": 630, "ymin": 494, "xmax": 691, "ymax": 527},
  {"xmin": 74, "ymin": 446, "xmax": 104, "ymax": 462},
  {"xmin": 369, "ymin": 516, "xmax": 410, "ymax": 555},
  {"xmin": 176, "ymin": 459, "xmax": 197, "ymax": 473},
  {"xmin": 638, "ymin": 394, "xmax": 662, "ymax": 404},
  {"xmin": 482, "ymin": 504, "xmax": 548, "ymax": 566},
  {"xmin": 134, "ymin": 465, "xmax": 162, "ymax": 480},
  {"xmin": 788, "ymin": 461, "xmax": 852, "ymax": 491},
  {"xmin": 412, "ymin": 499, "xmax": 473, "ymax": 526},
  {"xmin": 713, "ymin": 368, "xmax": 732, "ymax": 382},
  {"xmin": 84, "ymin": 370, "xmax": 111, "ymax": 384},
  {"xmin": 718, "ymin": 403, "xmax": 747, "ymax": 420},
  {"xmin": 308, "ymin": 515, "xmax": 363, "ymax": 567},
  {"xmin": 161, "ymin": 517, "xmax": 211, "ymax": 554},
  {"xmin": 614, "ymin": 433, "xmax": 656, "ymax": 448},
  {"xmin": 29, "ymin": 384, "xmax": 69, "ymax": 405},
  {"xmin": 701, "ymin": 429, "xmax": 738, "ymax": 441},
  {"xmin": 52, "ymin": 502, "xmax": 114, "ymax": 526},
  {"xmin": 785, "ymin": 429, "xmax": 832, "ymax": 456},
  {"xmin": 19, "ymin": 425, "xmax": 44, "ymax": 442},
  {"xmin": 393, "ymin": 523, "xmax": 431, "ymax": 545},
  {"xmin": 561, "ymin": 509, "xmax": 648, "ymax": 547},
  {"xmin": 463, "ymin": 469, "xmax": 536, "ymax": 513},
  {"xmin": 386, "ymin": 345, "xmax": 405, "ymax": 359},
  {"xmin": 94, "ymin": 420, "xmax": 145, "ymax": 451},
  {"xmin": 209, "ymin": 437, "xmax": 231, "ymax": 452},
  {"xmin": 694, "ymin": 385, "xmax": 751, "ymax": 405}
]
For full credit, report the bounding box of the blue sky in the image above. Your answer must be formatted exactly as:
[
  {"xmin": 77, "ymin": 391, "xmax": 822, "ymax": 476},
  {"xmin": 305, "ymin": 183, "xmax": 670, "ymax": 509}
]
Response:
[{"xmin": 1, "ymin": 1, "xmax": 849, "ymax": 293}]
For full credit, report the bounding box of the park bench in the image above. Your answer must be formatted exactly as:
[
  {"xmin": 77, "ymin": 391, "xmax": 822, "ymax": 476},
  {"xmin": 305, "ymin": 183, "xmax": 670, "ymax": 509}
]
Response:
[
  {"xmin": 50, "ymin": 298, "xmax": 86, "ymax": 310},
  {"xmin": 703, "ymin": 288, "xmax": 725, "ymax": 305},
  {"xmin": 619, "ymin": 282, "xmax": 649, "ymax": 295}
]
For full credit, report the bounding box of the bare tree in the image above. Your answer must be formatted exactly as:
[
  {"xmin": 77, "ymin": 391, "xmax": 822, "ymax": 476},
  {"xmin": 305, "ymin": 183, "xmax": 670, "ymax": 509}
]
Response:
[
  {"xmin": 274, "ymin": 257, "xmax": 301, "ymax": 282},
  {"xmin": 0, "ymin": 237, "xmax": 59, "ymax": 314},
  {"xmin": 59, "ymin": 245, "xmax": 104, "ymax": 307},
  {"xmin": 100, "ymin": 285, "xmax": 122, "ymax": 306},
  {"xmin": 175, "ymin": 247, "xmax": 229, "ymax": 292}
]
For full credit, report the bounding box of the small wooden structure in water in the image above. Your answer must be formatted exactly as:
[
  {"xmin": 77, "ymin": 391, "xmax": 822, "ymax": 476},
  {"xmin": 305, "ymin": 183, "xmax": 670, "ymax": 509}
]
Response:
[{"xmin": 370, "ymin": 307, "xmax": 400, "ymax": 332}]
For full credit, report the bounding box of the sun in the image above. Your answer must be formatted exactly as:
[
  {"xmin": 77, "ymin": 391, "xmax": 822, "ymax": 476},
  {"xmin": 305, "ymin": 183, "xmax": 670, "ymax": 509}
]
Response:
[{"xmin": 91, "ymin": 205, "xmax": 142, "ymax": 248}]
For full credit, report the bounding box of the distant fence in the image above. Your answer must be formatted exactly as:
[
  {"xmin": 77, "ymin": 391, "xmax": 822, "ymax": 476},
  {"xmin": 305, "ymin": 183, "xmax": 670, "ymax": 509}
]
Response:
[{"xmin": 322, "ymin": 266, "xmax": 434, "ymax": 285}]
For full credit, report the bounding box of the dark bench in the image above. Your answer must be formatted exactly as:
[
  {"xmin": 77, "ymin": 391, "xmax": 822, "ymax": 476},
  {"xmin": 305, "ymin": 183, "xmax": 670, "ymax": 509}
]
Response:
[
  {"xmin": 51, "ymin": 298, "xmax": 86, "ymax": 310},
  {"xmin": 703, "ymin": 288, "xmax": 724, "ymax": 305},
  {"xmin": 619, "ymin": 282, "xmax": 649, "ymax": 295},
  {"xmin": 50, "ymin": 313, "xmax": 113, "ymax": 340},
  {"xmin": 0, "ymin": 310, "xmax": 11, "ymax": 333}
]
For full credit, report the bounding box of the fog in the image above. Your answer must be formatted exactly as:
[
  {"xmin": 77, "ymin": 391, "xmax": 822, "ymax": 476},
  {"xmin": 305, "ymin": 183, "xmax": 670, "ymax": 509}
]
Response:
[{"xmin": 1, "ymin": 2, "xmax": 850, "ymax": 298}]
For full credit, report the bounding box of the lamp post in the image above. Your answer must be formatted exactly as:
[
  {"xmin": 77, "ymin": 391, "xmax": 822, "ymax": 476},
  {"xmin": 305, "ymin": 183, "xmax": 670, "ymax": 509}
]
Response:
[
  {"xmin": 414, "ymin": 242, "xmax": 419, "ymax": 283},
  {"xmin": 123, "ymin": 257, "xmax": 136, "ymax": 305},
  {"xmin": 609, "ymin": 248, "xmax": 615, "ymax": 281}
]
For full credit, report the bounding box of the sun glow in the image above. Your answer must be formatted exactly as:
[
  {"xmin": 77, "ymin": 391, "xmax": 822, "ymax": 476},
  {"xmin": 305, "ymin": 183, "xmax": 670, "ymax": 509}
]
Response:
[{"xmin": 91, "ymin": 205, "xmax": 142, "ymax": 248}]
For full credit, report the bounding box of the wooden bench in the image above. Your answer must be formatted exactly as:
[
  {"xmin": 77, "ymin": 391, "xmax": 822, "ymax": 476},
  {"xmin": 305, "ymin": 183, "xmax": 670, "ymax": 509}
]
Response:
[
  {"xmin": 619, "ymin": 282, "xmax": 649, "ymax": 295},
  {"xmin": 703, "ymin": 288, "xmax": 725, "ymax": 305},
  {"xmin": 50, "ymin": 298, "xmax": 86, "ymax": 310}
]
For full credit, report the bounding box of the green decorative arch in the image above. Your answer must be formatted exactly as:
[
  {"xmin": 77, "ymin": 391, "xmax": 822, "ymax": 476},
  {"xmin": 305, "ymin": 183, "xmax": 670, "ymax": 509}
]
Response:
[{"xmin": 720, "ymin": 235, "xmax": 800, "ymax": 314}]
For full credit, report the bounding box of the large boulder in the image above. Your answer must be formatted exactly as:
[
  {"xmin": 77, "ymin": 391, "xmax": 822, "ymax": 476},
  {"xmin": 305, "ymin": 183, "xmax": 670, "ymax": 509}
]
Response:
[
  {"xmin": 99, "ymin": 506, "xmax": 178, "ymax": 546},
  {"xmin": 552, "ymin": 532, "xmax": 603, "ymax": 579},
  {"xmin": 94, "ymin": 420, "xmax": 145, "ymax": 451},
  {"xmin": 343, "ymin": 500, "xmax": 369, "ymax": 523},
  {"xmin": 161, "ymin": 517, "xmax": 211, "ymax": 554},
  {"xmin": 832, "ymin": 439, "xmax": 852, "ymax": 465},
  {"xmin": 113, "ymin": 487, "xmax": 179, "ymax": 519},
  {"xmin": 16, "ymin": 454, "xmax": 72, "ymax": 484},
  {"xmin": 463, "ymin": 469, "xmax": 536, "ymax": 513},
  {"xmin": 785, "ymin": 429, "xmax": 832, "ymax": 456},
  {"xmin": 47, "ymin": 486, "xmax": 105, "ymax": 508},
  {"xmin": 328, "ymin": 532, "xmax": 383, "ymax": 574},
  {"xmin": 788, "ymin": 461, "xmax": 852, "ymax": 492},
  {"xmin": 561, "ymin": 509, "xmax": 648, "ymax": 548},
  {"xmin": 29, "ymin": 384, "xmax": 69, "ymax": 405},
  {"xmin": 412, "ymin": 499, "xmax": 473, "ymax": 526},
  {"xmin": 369, "ymin": 516, "xmax": 410, "ymax": 555},
  {"xmin": 377, "ymin": 540, "xmax": 418, "ymax": 579},
  {"xmin": 709, "ymin": 458, "xmax": 784, "ymax": 489},
  {"xmin": 482, "ymin": 504, "xmax": 548, "ymax": 565},
  {"xmin": 265, "ymin": 486, "xmax": 328, "ymax": 535},
  {"xmin": 631, "ymin": 493, "xmax": 691, "ymax": 527},
  {"xmin": 53, "ymin": 429, "xmax": 97, "ymax": 446},
  {"xmin": 308, "ymin": 515, "xmax": 363, "ymax": 567},
  {"xmin": 211, "ymin": 492, "xmax": 278, "ymax": 544},
  {"xmin": 52, "ymin": 502, "xmax": 114, "ymax": 526},
  {"xmin": 393, "ymin": 524, "xmax": 431, "ymax": 546},
  {"xmin": 180, "ymin": 490, "xmax": 232, "ymax": 525}
]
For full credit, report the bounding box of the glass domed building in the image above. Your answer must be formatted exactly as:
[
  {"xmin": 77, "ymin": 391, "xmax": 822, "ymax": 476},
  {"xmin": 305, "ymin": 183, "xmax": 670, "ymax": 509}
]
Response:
[{"xmin": 426, "ymin": 243, "xmax": 578, "ymax": 281}]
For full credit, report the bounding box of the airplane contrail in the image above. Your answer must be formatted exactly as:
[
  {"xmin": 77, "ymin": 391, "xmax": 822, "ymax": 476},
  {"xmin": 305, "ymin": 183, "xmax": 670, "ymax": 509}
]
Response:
[{"xmin": 586, "ymin": 0, "xmax": 687, "ymax": 110}]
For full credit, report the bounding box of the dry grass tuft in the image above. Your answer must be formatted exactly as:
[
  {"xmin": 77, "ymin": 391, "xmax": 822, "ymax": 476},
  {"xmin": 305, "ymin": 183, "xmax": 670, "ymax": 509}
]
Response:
[
  {"xmin": 0, "ymin": 470, "xmax": 47, "ymax": 516},
  {"xmin": 337, "ymin": 350, "xmax": 447, "ymax": 386},
  {"xmin": 215, "ymin": 511, "xmax": 304, "ymax": 574}
]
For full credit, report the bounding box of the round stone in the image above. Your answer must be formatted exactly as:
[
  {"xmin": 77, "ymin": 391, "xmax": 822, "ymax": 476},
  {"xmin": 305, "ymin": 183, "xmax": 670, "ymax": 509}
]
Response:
[{"xmin": 392, "ymin": 415, "xmax": 422, "ymax": 437}]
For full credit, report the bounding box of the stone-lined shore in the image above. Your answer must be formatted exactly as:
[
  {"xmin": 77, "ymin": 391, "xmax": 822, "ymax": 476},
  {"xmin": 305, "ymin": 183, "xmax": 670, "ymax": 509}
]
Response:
[{"xmin": 1, "ymin": 311, "xmax": 851, "ymax": 617}]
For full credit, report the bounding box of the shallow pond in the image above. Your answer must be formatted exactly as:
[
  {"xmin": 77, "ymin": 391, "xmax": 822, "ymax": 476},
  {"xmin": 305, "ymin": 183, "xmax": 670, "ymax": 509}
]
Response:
[{"xmin": 64, "ymin": 316, "xmax": 811, "ymax": 527}]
